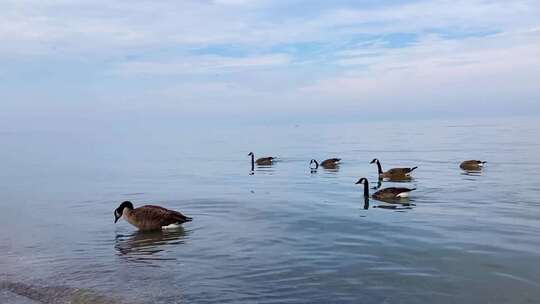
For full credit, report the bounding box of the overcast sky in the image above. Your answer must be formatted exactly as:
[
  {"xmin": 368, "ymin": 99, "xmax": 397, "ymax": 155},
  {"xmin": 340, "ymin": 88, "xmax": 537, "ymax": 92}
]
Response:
[{"xmin": 2, "ymin": 0, "xmax": 539, "ymax": 127}]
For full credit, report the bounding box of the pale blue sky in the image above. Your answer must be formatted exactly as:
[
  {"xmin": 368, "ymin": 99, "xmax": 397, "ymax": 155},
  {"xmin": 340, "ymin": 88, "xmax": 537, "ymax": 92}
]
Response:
[{"xmin": 1, "ymin": 0, "xmax": 539, "ymax": 128}]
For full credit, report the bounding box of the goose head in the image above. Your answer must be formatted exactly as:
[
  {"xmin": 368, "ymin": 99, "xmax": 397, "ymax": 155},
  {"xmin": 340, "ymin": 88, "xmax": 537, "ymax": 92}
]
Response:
[
  {"xmin": 369, "ymin": 158, "xmax": 379, "ymax": 164},
  {"xmin": 355, "ymin": 177, "xmax": 368, "ymax": 185},
  {"xmin": 355, "ymin": 178, "xmax": 370, "ymax": 197},
  {"xmin": 248, "ymin": 152, "xmax": 254, "ymax": 156},
  {"xmin": 114, "ymin": 201, "xmax": 134, "ymax": 223}
]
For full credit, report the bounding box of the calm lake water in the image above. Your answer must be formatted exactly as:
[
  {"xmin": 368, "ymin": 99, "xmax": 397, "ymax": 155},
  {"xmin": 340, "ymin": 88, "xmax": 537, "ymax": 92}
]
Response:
[{"xmin": 1, "ymin": 117, "xmax": 540, "ymax": 303}]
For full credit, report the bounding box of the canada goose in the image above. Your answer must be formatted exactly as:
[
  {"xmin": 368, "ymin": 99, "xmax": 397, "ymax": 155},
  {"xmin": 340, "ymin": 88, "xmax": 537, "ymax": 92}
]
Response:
[
  {"xmin": 248, "ymin": 152, "xmax": 274, "ymax": 169},
  {"xmin": 114, "ymin": 201, "xmax": 192, "ymax": 231},
  {"xmin": 310, "ymin": 158, "xmax": 341, "ymax": 169},
  {"xmin": 370, "ymin": 158, "xmax": 417, "ymax": 179},
  {"xmin": 460, "ymin": 160, "xmax": 486, "ymax": 171},
  {"xmin": 355, "ymin": 177, "xmax": 416, "ymax": 200}
]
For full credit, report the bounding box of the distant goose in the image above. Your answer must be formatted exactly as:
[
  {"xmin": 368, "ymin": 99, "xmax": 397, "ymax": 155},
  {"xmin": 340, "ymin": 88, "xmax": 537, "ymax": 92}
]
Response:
[
  {"xmin": 248, "ymin": 152, "xmax": 274, "ymax": 168},
  {"xmin": 460, "ymin": 160, "xmax": 486, "ymax": 171},
  {"xmin": 355, "ymin": 177, "xmax": 416, "ymax": 200},
  {"xmin": 370, "ymin": 158, "xmax": 417, "ymax": 179},
  {"xmin": 310, "ymin": 158, "xmax": 341, "ymax": 169},
  {"xmin": 114, "ymin": 201, "xmax": 192, "ymax": 231}
]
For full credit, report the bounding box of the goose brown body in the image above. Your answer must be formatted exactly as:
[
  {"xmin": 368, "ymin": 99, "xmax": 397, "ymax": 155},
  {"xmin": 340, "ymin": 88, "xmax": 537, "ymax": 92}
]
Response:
[
  {"xmin": 248, "ymin": 152, "xmax": 274, "ymax": 166},
  {"xmin": 371, "ymin": 158, "xmax": 417, "ymax": 179},
  {"xmin": 320, "ymin": 158, "xmax": 341, "ymax": 169},
  {"xmin": 114, "ymin": 201, "xmax": 192, "ymax": 231},
  {"xmin": 255, "ymin": 157, "xmax": 274, "ymax": 165},
  {"xmin": 460, "ymin": 160, "xmax": 486, "ymax": 171},
  {"xmin": 372, "ymin": 187, "xmax": 416, "ymax": 200}
]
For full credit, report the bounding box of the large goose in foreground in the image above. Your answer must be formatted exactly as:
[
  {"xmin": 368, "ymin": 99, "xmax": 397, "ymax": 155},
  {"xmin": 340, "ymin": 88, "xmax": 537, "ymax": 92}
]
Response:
[
  {"xmin": 370, "ymin": 158, "xmax": 417, "ymax": 180},
  {"xmin": 460, "ymin": 160, "xmax": 486, "ymax": 171},
  {"xmin": 114, "ymin": 201, "xmax": 192, "ymax": 231},
  {"xmin": 355, "ymin": 178, "xmax": 416, "ymax": 200}
]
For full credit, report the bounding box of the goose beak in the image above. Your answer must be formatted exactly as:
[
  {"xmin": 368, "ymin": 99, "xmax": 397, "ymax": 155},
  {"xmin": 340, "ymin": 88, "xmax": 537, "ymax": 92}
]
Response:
[{"xmin": 355, "ymin": 180, "xmax": 361, "ymax": 184}]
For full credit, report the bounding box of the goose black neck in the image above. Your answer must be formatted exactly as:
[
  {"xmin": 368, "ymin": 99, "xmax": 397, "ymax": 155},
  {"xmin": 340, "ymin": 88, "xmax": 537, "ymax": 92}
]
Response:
[
  {"xmin": 363, "ymin": 179, "xmax": 370, "ymax": 197},
  {"xmin": 313, "ymin": 160, "xmax": 319, "ymax": 169},
  {"xmin": 375, "ymin": 160, "xmax": 383, "ymax": 175},
  {"xmin": 250, "ymin": 154, "xmax": 254, "ymax": 171}
]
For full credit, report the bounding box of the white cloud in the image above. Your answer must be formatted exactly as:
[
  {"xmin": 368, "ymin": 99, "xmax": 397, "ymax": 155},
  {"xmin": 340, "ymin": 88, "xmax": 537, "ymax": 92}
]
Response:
[
  {"xmin": 114, "ymin": 53, "xmax": 290, "ymax": 75},
  {"xmin": 300, "ymin": 29, "xmax": 540, "ymax": 110},
  {"xmin": 2, "ymin": 0, "xmax": 538, "ymax": 56},
  {"xmin": 1, "ymin": 0, "xmax": 540, "ymax": 119}
]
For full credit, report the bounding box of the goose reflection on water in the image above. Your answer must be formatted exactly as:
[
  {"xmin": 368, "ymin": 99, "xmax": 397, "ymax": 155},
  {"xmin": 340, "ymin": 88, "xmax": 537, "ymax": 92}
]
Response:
[
  {"xmin": 361, "ymin": 196, "xmax": 415, "ymax": 211},
  {"xmin": 368, "ymin": 174, "xmax": 412, "ymax": 192},
  {"xmin": 461, "ymin": 171, "xmax": 483, "ymax": 179},
  {"xmin": 115, "ymin": 228, "xmax": 189, "ymax": 264},
  {"xmin": 322, "ymin": 167, "xmax": 340, "ymax": 174},
  {"xmin": 255, "ymin": 165, "xmax": 275, "ymax": 174},
  {"xmin": 461, "ymin": 169, "xmax": 484, "ymax": 177},
  {"xmin": 381, "ymin": 175, "xmax": 413, "ymax": 183},
  {"xmin": 249, "ymin": 161, "xmax": 277, "ymax": 176}
]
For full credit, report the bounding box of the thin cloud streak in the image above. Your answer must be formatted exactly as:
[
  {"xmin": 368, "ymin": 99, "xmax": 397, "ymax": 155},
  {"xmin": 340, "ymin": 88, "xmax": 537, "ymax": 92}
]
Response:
[
  {"xmin": 115, "ymin": 54, "xmax": 291, "ymax": 76},
  {"xmin": 2, "ymin": 0, "xmax": 538, "ymax": 55}
]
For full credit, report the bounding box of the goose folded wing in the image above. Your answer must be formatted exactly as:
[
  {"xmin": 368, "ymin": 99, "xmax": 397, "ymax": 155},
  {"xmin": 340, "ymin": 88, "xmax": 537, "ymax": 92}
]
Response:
[
  {"xmin": 392, "ymin": 187, "xmax": 414, "ymax": 193},
  {"xmin": 381, "ymin": 187, "xmax": 414, "ymax": 195},
  {"xmin": 136, "ymin": 205, "xmax": 191, "ymax": 226},
  {"xmin": 256, "ymin": 157, "xmax": 274, "ymax": 164},
  {"xmin": 321, "ymin": 158, "xmax": 341, "ymax": 166},
  {"xmin": 387, "ymin": 168, "xmax": 414, "ymax": 175}
]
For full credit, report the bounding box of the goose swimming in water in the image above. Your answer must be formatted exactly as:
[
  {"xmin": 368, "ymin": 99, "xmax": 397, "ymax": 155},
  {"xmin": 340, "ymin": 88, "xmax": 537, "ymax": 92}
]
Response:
[
  {"xmin": 355, "ymin": 178, "xmax": 416, "ymax": 200},
  {"xmin": 114, "ymin": 201, "xmax": 192, "ymax": 231},
  {"xmin": 310, "ymin": 158, "xmax": 341, "ymax": 169},
  {"xmin": 460, "ymin": 160, "xmax": 486, "ymax": 171},
  {"xmin": 370, "ymin": 158, "xmax": 417, "ymax": 180},
  {"xmin": 248, "ymin": 152, "xmax": 274, "ymax": 168}
]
